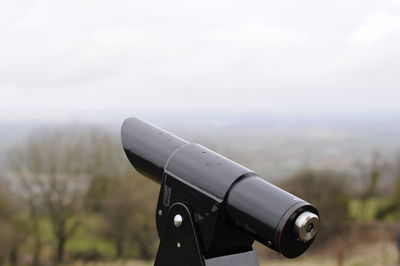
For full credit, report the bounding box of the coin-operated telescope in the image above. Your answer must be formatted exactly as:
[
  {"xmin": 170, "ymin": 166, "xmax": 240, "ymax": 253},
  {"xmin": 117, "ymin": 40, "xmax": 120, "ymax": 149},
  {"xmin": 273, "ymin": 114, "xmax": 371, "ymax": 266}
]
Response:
[{"xmin": 121, "ymin": 117, "xmax": 320, "ymax": 266}]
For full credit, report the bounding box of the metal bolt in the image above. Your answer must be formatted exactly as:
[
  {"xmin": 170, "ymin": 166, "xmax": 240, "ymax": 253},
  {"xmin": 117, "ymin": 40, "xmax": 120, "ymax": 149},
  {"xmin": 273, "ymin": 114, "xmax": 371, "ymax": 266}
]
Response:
[
  {"xmin": 177, "ymin": 242, "xmax": 181, "ymax": 248},
  {"xmin": 158, "ymin": 210, "xmax": 162, "ymax": 216},
  {"xmin": 174, "ymin": 214, "xmax": 183, "ymax": 228}
]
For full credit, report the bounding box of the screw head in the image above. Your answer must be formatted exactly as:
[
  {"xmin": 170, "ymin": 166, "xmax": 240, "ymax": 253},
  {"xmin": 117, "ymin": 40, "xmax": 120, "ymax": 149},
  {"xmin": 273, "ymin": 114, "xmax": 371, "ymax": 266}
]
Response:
[{"xmin": 174, "ymin": 214, "xmax": 183, "ymax": 228}]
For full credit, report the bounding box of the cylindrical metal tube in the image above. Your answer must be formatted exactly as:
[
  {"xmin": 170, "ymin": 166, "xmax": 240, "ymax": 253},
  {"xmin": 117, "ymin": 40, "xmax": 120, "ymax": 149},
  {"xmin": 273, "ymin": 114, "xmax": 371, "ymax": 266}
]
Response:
[
  {"xmin": 121, "ymin": 117, "xmax": 319, "ymax": 258},
  {"xmin": 121, "ymin": 117, "xmax": 188, "ymax": 183},
  {"xmin": 226, "ymin": 175, "xmax": 319, "ymax": 258}
]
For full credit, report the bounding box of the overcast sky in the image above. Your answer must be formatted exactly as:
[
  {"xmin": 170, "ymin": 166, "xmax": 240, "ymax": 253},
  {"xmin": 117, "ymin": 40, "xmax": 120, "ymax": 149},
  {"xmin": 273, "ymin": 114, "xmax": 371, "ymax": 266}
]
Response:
[{"xmin": 1, "ymin": 0, "xmax": 399, "ymax": 122}]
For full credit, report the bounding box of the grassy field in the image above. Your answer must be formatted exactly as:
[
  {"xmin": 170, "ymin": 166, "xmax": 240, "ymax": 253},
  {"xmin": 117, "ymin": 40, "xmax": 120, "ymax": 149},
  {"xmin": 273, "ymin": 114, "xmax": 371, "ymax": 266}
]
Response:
[
  {"xmin": 19, "ymin": 213, "xmax": 399, "ymax": 266},
  {"xmin": 71, "ymin": 241, "xmax": 399, "ymax": 266}
]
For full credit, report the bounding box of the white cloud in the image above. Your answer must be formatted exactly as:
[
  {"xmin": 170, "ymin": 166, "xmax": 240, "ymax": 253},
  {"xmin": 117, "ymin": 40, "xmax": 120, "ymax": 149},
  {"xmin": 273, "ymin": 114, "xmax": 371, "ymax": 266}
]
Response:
[
  {"xmin": 349, "ymin": 12, "xmax": 400, "ymax": 45},
  {"xmin": 0, "ymin": 0, "xmax": 399, "ymax": 122}
]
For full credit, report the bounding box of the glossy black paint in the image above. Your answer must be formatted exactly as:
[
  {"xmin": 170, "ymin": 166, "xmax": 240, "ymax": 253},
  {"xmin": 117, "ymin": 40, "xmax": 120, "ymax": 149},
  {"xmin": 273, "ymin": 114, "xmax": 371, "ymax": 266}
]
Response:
[
  {"xmin": 154, "ymin": 203, "xmax": 204, "ymax": 266},
  {"xmin": 156, "ymin": 172, "xmax": 255, "ymax": 258},
  {"xmin": 226, "ymin": 176, "xmax": 318, "ymax": 258},
  {"xmin": 165, "ymin": 143, "xmax": 254, "ymax": 201},
  {"xmin": 121, "ymin": 118, "xmax": 188, "ymax": 183},
  {"xmin": 154, "ymin": 202, "xmax": 259, "ymax": 266},
  {"xmin": 121, "ymin": 117, "xmax": 319, "ymax": 259}
]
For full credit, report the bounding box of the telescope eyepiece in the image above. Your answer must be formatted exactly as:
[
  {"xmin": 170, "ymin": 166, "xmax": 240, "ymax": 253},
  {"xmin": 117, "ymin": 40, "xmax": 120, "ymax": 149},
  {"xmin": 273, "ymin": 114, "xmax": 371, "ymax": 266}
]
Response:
[{"xmin": 294, "ymin": 211, "xmax": 319, "ymax": 242}]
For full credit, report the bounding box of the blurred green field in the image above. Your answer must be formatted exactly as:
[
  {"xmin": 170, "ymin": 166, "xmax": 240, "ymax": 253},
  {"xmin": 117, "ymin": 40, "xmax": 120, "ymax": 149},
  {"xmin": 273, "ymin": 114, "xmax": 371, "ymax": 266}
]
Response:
[
  {"xmin": 2, "ymin": 126, "xmax": 400, "ymax": 266},
  {"xmin": 9, "ymin": 187, "xmax": 399, "ymax": 266},
  {"xmin": 22, "ymin": 213, "xmax": 145, "ymax": 261},
  {"xmin": 70, "ymin": 241, "xmax": 398, "ymax": 266},
  {"xmin": 58, "ymin": 196, "xmax": 396, "ymax": 262}
]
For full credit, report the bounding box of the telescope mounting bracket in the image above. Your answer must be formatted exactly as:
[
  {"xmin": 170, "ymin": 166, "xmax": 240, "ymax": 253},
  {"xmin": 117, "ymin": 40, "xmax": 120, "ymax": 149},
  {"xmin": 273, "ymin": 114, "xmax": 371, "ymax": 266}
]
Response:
[{"xmin": 154, "ymin": 202, "xmax": 259, "ymax": 266}]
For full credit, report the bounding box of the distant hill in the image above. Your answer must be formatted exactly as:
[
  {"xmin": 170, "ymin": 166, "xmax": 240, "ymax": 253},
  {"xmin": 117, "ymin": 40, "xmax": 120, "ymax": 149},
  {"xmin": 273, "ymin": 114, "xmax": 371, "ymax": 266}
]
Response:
[{"xmin": 1, "ymin": 112, "xmax": 399, "ymax": 180}]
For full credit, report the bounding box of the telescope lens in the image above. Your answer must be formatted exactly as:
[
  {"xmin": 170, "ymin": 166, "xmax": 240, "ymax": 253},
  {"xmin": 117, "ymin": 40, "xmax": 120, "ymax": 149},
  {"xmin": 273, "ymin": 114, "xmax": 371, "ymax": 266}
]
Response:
[
  {"xmin": 306, "ymin": 223, "xmax": 313, "ymax": 233},
  {"xmin": 294, "ymin": 211, "xmax": 319, "ymax": 242}
]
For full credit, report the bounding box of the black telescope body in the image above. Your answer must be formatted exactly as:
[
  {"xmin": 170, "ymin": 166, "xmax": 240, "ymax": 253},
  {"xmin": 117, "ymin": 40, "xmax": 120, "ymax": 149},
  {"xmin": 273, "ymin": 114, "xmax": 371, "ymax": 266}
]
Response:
[{"xmin": 121, "ymin": 117, "xmax": 319, "ymax": 262}]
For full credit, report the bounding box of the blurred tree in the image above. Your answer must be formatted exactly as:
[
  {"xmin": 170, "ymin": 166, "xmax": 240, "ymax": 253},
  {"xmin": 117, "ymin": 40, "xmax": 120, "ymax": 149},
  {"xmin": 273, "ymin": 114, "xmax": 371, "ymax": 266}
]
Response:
[
  {"xmin": 352, "ymin": 152, "xmax": 386, "ymax": 220},
  {"xmin": 7, "ymin": 127, "xmax": 106, "ymax": 264},
  {"xmin": 6, "ymin": 155, "xmax": 43, "ymax": 266},
  {"xmin": 390, "ymin": 154, "xmax": 400, "ymax": 213},
  {"xmin": 358, "ymin": 152, "xmax": 385, "ymax": 203},
  {"xmin": 7, "ymin": 125, "xmax": 160, "ymax": 263},
  {"xmin": 0, "ymin": 218, "xmax": 14, "ymax": 265},
  {"xmin": 281, "ymin": 170, "xmax": 351, "ymax": 241},
  {"xmin": 84, "ymin": 132, "xmax": 128, "ymax": 211},
  {"xmin": 376, "ymin": 154, "xmax": 400, "ymax": 219},
  {"xmin": 75, "ymin": 130, "xmax": 159, "ymax": 260},
  {"xmin": 0, "ymin": 179, "xmax": 28, "ymax": 266},
  {"xmin": 99, "ymin": 171, "xmax": 158, "ymax": 260}
]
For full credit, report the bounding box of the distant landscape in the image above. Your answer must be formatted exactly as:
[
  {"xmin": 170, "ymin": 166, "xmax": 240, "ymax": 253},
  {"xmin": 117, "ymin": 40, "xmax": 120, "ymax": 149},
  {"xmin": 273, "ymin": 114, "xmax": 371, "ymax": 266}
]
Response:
[
  {"xmin": 2, "ymin": 112, "xmax": 400, "ymax": 181},
  {"xmin": 1, "ymin": 112, "xmax": 400, "ymax": 265}
]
